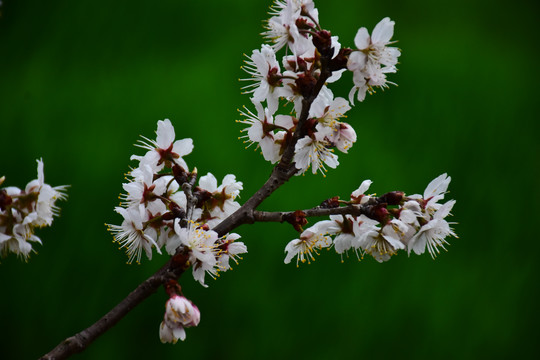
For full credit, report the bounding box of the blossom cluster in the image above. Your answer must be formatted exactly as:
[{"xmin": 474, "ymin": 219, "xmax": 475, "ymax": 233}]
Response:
[
  {"xmin": 239, "ymin": 0, "xmax": 400, "ymax": 175},
  {"xmin": 107, "ymin": 119, "xmax": 247, "ymax": 287},
  {"xmin": 0, "ymin": 160, "xmax": 67, "ymax": 260},
  {"xmin": 284, "ymin": 174, "xmax": 457, "ymax": 266}
]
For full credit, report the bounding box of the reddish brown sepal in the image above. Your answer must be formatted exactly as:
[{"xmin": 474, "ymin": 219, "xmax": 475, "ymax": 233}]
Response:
[
  {"xmin": 165, "ymin": 279, "xmax": 182, "ymax": 297},
  {"xmin": 0, "ymin": 190, "xmax": 12, "ymax": 211},
  {"xmin": 329, "ymin": 47, "xmax": 351, "ymax": 72},
  {"xmin": 320, "ymin": 196, "xmax": 340, "ymax": 209},
  {"xmin": 381, "ymin": 191, "xmax": 404, "ymax": 206},
  {"xmin": 366, "ymin": 204, "xmax": 390, "ymax": 224},
  {"xmin": 313, "ymin": 30, "xmax": 333, "ymax": 58},
  {"xmin": 168, "ymin": 201, "xmax": 186, "ymax": 220},
  {"xmin": 283, "ymin": 210, "xmax": 308, "ymax": 232}
]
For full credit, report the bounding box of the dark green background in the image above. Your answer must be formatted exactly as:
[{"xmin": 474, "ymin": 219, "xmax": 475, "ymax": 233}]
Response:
[{"xmin": 1, "ymin": 0, "xmax": 538, "ymax": 359}]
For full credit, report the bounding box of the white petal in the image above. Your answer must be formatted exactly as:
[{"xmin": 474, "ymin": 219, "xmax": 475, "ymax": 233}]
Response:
[
  {"xmin": 156, "ymin": 119, "xmax": 175, "ymax": 148},
  {"xmin": 354, "ymin": 27, "xmax": 370, "ymax": 50},
  {"xmin": 372, "ymin": 17, "xmax": 394, "ymax": 45}
]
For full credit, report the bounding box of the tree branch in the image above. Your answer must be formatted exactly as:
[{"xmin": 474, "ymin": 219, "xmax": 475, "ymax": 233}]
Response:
[
  {"xmin": 40, "ymin": 254, "xmax": 189, "ymax": 360},
  {"xmin": 253, "ymin": 204, "xmax": 371, "ymax": 223},
  {"xmin": 40, "ymin": 45, "xmax": 336, "ymax": 360}
]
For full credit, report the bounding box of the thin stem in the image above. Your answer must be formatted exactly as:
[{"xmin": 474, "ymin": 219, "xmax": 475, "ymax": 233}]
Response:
[
  {"xmin": 40, "ymin": 255, "xmax": 189, "ymax": 360},
  {"xmin": 253, "ymin": 204, "xmax": 370, "ymax": 223}
]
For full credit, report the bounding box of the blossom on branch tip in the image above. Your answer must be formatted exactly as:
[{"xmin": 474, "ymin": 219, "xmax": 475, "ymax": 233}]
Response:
[
  {"xmin": 359, "ymin": 221, "xmax": 405, "ymax": 263},
  {"xmin": 263, "ymin": 0, "xmax": 318, "ymax": 56},
  {"xmin": 159, "ymin": 294, "xmax": 201, "ymax": 343}
]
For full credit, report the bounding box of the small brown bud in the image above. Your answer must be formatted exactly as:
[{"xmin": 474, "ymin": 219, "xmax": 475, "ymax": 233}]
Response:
[
  {"xmin": 329, "ymin": 47, "xmax": 351, "ymax": 72},
  {"xmin": 313, "ymin": 30, "xmax": 333, "ymax": 58},
  {"xmin": 173, "ymin": 165, "xmax": 188, "ymax": 184},
  {"xmin": 366, "ymin": 204, "xmax": 390, "ymax": 224},
  {"xmin": 171, "ymin": 202, "xmax": 186, "ymax": 218},
  {"xmin": 381, "ymin": 191, "xmax": 404, "ymax": 206},
  {"xmin": 320, "ymin": 196, "xmax": 340, "ymax": 209}
]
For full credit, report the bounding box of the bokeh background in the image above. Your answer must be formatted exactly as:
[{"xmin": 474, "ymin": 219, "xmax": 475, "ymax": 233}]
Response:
[{"xmin": 1, "ymin": 0, "xmax": 538, "ymax": 359}]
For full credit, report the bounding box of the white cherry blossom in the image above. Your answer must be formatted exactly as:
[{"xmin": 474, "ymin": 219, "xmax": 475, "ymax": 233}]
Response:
[
  {"xmin": 159, "ymin": 295, "xmax": 201, "ymax": 343},
  {"xmin": 108, "ymin": 204, "xmax": 161, "ymax": 264},
  {"xmin": 133, "ymin": 119, "xmax": 194, "ymax": 172},
  {"xmin": 284, "ymin": 220, "xmax": 333, "ymax": 266},
  {"xmin": 408, "ymin": 200, "xmax": 457, "ymax": 258}
]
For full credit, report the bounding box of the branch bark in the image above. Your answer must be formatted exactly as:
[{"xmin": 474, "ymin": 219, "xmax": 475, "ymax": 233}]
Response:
[
  {"xmin": 253, "ymin": 204, "xmax": 371, "ymax": 223},
  {"xmin": 40, "ymin": 255, "xmax": 189, "ymax": 360}
]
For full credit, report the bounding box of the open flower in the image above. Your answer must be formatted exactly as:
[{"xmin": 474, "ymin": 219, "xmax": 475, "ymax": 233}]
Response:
[
  {"xmin": 284, "ymin": 220, "xmax": 333, "ymax": 266},
  {"xmin": 348, "ymin": 17, "xmax": 401, "ymax": 103},
  {"xmin": 217, "ymin": 233, "xmax": 248, "ymax": 271},
  {"xmin": 107, "ymin": 204, "xmax": 161, "ymax": 264},
  {"xmin": 242, "ymin": 44, "xmax": 284, "ymax": 114},
  {"xmin": 133, "ymin": 119, "xmax": 194, "ymax": 172},
  {"xmin": 166, "ymin": 220, "xmax": 219, "ymax": 287},
  {"xmin": 408, "ymin": 200, "xmax": 457, "ymax": 258},
  {"xmin": 294, "ymin": 135, "xmax": 339, "ymax": 175}
]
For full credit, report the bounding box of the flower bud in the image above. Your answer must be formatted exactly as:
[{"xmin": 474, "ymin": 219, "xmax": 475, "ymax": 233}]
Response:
[
  {"xmin": 159, "ymin": 294, "xmax": 201, "ymax": 344},
  {"xmin": 366, "ymin": 204, "xmax": 389, "ymax": 224},
  {"xmin": 380, "ymin": 191, "xmax": 404, "ymax": 206},
  {"xmin": 320, "ymin": 196, "xmax": 340, "ymax": 209},
  {"xmin": 313, "ymin": 30, "xmax": 333, "ymax": 58}
]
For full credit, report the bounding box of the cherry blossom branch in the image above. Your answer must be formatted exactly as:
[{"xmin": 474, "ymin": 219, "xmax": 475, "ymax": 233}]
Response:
[
  {"xmin": 39, "ymin": 64, "xmax": 332, "ymax": 359},
  {"xmin": 33, "ymin": 2, "xmax": 436, "ymax": 357},
  {"xmin": 41, "ymin": 43, "xmax": 338, "ymax": 359},
  {"xmin": 248, "ymin": 192, "xmax": 399, "ymax": 225},
  {"xmin": 213, "ymin": 51, "xmax": 334, "ymax": 237}
]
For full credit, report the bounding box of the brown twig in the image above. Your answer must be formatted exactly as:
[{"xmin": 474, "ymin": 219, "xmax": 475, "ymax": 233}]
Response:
[{"xmin": 40, "ymin": 253, "xmax": 189, "ymax": 360}]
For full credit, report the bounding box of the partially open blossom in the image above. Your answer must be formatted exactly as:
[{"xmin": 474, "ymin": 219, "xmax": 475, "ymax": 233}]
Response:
[{"xmin": 159, "ymin": 294, "xmax": 201, "ymax": 343}]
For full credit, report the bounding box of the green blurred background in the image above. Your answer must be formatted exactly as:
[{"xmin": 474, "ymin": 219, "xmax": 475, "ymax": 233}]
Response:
[{"xmin": 1, "ymin": 0, "xmax": 538, "ymax": 359}]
